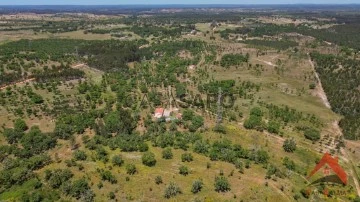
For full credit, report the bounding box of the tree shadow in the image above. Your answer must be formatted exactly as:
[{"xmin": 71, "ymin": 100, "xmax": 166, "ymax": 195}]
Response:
[{"xmin": 309, "ymin": 174, "xmax": 345, "ymax": 186}]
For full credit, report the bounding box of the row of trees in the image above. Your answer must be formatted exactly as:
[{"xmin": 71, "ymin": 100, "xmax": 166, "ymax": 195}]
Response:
[{"xmin": 311, "ymin": 52, "xmax": 360, "ymax": 140}]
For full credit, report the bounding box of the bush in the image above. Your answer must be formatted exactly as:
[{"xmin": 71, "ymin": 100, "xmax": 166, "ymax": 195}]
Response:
[
  {"xmin": 193, "ymin": 140, "xmax": 209, "ymax": 154},
  {"xmin": 214, "ymin": 176, "xmax": 231, "ymax": 192},
  {"xmin": 109, "ymin": 192, "xmax": 115, "ymax": 199},
  {"xmin": 250, "ymin": 107, "xmax": 263, "ymax": 117},
  {"xmin": 138, "ymin": 142, "xmax": 149, "ymax": 152},
  {"xmin": 191, "ymin": 179, "xmax": 204, "ymax": 194},
  {"xmin": 243, "ymin": 115, "xmax": 265, "ymax": 131},
  {"xmin": 234, "ymin": 158, "xmax": 244, "ymax": 173},
  {"xmin": 142, "ymin": 152, "xmax": 156, "ymax": 167},
  {"xmin": 213, "ymin": 124, "xmax": 226, "ymax": 134},
  {"xmin": 14, "ymin": 119, "xmax": 28, "ymax": 132},
  {"xmin": 354, "ymin": 197, "xmax": 360, "ymax": 202},
  {"xmin": 181, "ymin": 153, "xmax": 193, "ymax": 162},
  {"xmin": 73, "ymin": 150, "xmax": 87, "ymax": 161},
  {"xmin": 267, "ymin": 120, "xmax": 280, "ymax": 134},
  {"xmin": 179, "ymin": 165, "xmax": 189, "ymax": 176},
  {"xmin": 162, "ymin": 148, "xmax": 173, "ymax": 159},
  {"xmin": 155, "ymin": 175, "xmax": 163, "ymax": 184},
  {"xmin": 283, "ymin": 157, "xmax": 296, "ymax": 170},
  {"xmin": 112, "ymin": 155, "xmax": 124, "ymax": 167},
  {"xmin": 304, "ymin": 128, "xmax": 321, "ymax": 141},
  {"xmin": 126, "ymin": 164, "xmax": 137, "ymax": 175},
  {"xmin": 45, "ymin": 169, "xmax": 73, "ymax": 189},
  {"xmin": 99, "ymin": 169, "xmax": 117, "ymax": 184},
  {"xmin": 164, "ymin": 182, "xmax": 182, "ymax": 198},
  {"xmin": 309, "ymin": 83, "xmax": 316, "ymax": 89},
  {"xmin": 283, "ymin": 138, "xmax": 297, "ymax": 152}
]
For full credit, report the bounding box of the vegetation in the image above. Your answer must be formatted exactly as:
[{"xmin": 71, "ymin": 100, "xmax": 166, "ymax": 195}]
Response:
[
  {"xmin": 283, "ymin": 138, "xmax": 297, "ymax": 152},
  {"xmin": 0, "ymin": 6, "xmax": 358, "ymax": 202},
  {"xmin": 164, "ymin": 182, "xmax": 182, "ymax": 199},
  {"xmin": 214, "ymin": 176, "xmax": 231, "ymax": 192}
]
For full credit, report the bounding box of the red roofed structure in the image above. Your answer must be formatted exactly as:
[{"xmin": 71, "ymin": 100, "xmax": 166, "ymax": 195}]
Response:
[{"xmin": 307, "ymin": 153, "xmax": 347, "ymax": 185}]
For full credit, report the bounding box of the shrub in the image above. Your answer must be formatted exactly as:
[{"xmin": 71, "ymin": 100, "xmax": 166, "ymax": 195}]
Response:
[
  {"xmin": 304, "ymin": 128, "xmax": 321, "ymax": 141},
  {"xmin": 267, "ymin": 120, "xmax": 280, "ymax": 134},
  {"xmin": 155, "ymin": 176, "xmax": 163, "ymax": 184},
  {"xmin": 309, "ymin": 83, "xmax": 316, "ymax": 89},
  {"xmin": 244, "ymin": 115, "xmax": 265, "ymax": 131},
  {"xmin": 283, "ymin": 138, "xmax": 297, "ymax": 152},
  {"xmin": 138, "ymin": 142, "xmax": 149, "ymax": 152},
  {"xmin": 164, "ymin": 182, "xmax": 182, "ymax": 198},
  {"xmin": 109, "ymin": 192, "xmax": 115, "ymax": 199},
  {"xmin": 99, "ymin": 170, "xmax": 117, "ymax": 184},
  {"xmin": 112, "ymin": 155, "xmax": 124, "ymax": 167},
  {"xmin": 126, "ymin": 164, "xmax": 137, "ymax": 175},
  {"xmin": 191, "ymin": 179, "xmax": 204, "ymax": 194},
  {"xmin": 142, "ymin": 152, "xmax": 156, "ymax": 167},
  {"xmin": 162, "ymin": 148, "xmax": 173, "ymax": 159},
  {"xmin": 250, "ymin": 107, "xmax": 263, "ymax": 117},
  {"xmin": 213, "ymin": 124, "xmax": 226, "ymax": 134},
  {"xmin": 73, "ymin": 150, "xmax": 87, "ymax": 161},
  {"xmin": 214, "ymin": 176, "xmax": 231, "ymax": 192},
  {"xmin": 234, "ymin": 158, "xmax": 244, "ymax": 173},
  {"xmin": 181, "ymin": 153, "xmax": 193, "ymax": 162},
  {"xmin": 179, "ymin": 165, "xmax": 189, "ymax": 176},
  {"xmin": 14, "ymin": 119, "xmax": 28, "ymax": 132},
  {"xmin": 283, "ymin": 157, "xmax": 296, "ymax": 171},
  {"xmin": 193, "ymin": 140, "xmax": 209, "ymax": 154}
]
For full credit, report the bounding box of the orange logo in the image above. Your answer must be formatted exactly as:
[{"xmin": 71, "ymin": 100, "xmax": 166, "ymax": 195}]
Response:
[{"xmin": 307, "ymin": 153, "xmax": 347, "ymax": 185}]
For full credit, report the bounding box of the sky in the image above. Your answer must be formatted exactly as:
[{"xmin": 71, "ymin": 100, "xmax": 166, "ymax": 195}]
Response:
[{"xmin": 0, "ymin": 0, "xmax": 359, "ymax": 5}]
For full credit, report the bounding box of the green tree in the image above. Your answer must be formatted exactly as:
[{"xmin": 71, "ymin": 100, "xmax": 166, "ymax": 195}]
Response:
[
  {"xmin": 164, "ymin": 182, "xmax": 182, "ymax": 198},
  {"xmin": 142, "ymin": 152, "xmax": 156, "ymax": 167},
  {"xmin": 112, "ymin": 155, "xmax": 124, "ymax": 167},
  {"xmin": 283, "ymin": 138, "xmax": 297, "ymax": 152},
  {"xmin": 179, "ymin": 165, "xmax": 189, "ymax": 176},
  {"xmin": 267, "ymin": 120, "xmax": 280, "ymax": 134},
  {"xmin": 14, "ymin": 119, "xmax": 28, "ymax": 132},
  {"xmin": 283, "ymin": 157, "xmax": 296, "ymax": 170},
  {"xmin": 182, "ymin": 109, "xmax": 194, "ymax": 121},
  {"xmin": 181, "ymin": 153, "xmax": 193, "ymax": 162},
  {"xmin": 162, "ymin": 148, "xmax": 173, "ymax": 159},
  {"xmin": 214, "ymin": 176, "xmax": 231, "ymax": 192},
  {"xmin": 191, "ymin": 179, "xmax": 204, "ymax": 194},
  {"xmin": 155, "ymin": 175, "xmax": 163, "ymax": 184},
  {"xmin": 126, "ymin": 164, "xmax": 137, "ymax": 175},
  {"xmin": 73, "ymin": 150, "xmax": 87, "ymax": 161},
  {"xmin": 304, "ymin": 128, "xmax": 321, "ymax": 141},
  {"xmin": 54, "ymin": 123, "xmax": 73, "ymax": 140}
]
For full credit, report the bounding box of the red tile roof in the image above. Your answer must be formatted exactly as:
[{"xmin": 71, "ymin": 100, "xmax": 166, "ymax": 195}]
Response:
[{"xmin": 307, "ymin": 153, "xmax": 347, "ymax": 184}]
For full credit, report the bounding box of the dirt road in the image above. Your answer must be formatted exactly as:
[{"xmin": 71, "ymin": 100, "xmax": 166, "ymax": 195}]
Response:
[
  {"xmin": 308, "ymin": 54, "xmax": 360, "ymax": 196},
  {"xmin": 0, "ymin": 78, "xmax": 35, "ymax": 90},
  {"xmin": 307, "ymin": 53, "xmax": 331, "ymax": 109}
]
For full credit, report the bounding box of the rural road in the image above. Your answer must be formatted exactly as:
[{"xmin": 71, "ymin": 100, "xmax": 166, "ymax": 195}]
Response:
[{"xmin": 308, "ymin": 53, "xmax": 360, "ymax": 196}]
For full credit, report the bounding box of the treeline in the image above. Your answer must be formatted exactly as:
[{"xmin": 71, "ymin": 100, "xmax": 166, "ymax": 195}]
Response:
[
  {"xmin": 310, "ymin": 52, "xmax": 360, "ymax": 140},
  {"xmin": 146, "ymin": 40, "xmax": 207, "ymax": 58},
  {"xmin": 125, "ymin": 25, "xmax": 194, "ymax": 38},
  {"xmin": 242, "ymin": 39, "xmax": 298, "ymax": 50},
  {"xmin": 218, "ymin": 23, "xmax": 360, "ymax": 51},
  {"xmin": 0, "ymin": 72, "xmax": 23, "ymax": 86},
  {"xmin": 220, "ymin": 53, "xmax": 249, "ymax": 68},
  {"xmin": 240, "ymin": 23, "xmax": 360, "ymax": 51},
  {"xmin": 78, "ymin": 40, "xmax": 145, "ymax": 73},
  {"xmin": 33, "ymin": 64, "xmax": 85, "ymax": 82},
  {"xmin": 0, "ymin": 39, "xmax": 85, "ymax": 63}
]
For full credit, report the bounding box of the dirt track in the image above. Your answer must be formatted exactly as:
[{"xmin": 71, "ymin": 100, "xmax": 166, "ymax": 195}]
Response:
[{"xmin": 308, "ymin": 53, "xmax": 360, "ymax": 196}]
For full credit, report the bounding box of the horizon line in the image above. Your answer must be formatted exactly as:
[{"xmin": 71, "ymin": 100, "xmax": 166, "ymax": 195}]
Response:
[{"xmin": 1, "ymin": 3, "xmax": 360, "ymax": 6}]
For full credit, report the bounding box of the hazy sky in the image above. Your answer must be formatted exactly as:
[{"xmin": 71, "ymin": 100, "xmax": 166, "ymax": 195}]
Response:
[{"xmin": 1, "ymin": 0, "xmax": 359, "ymax": 5}]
